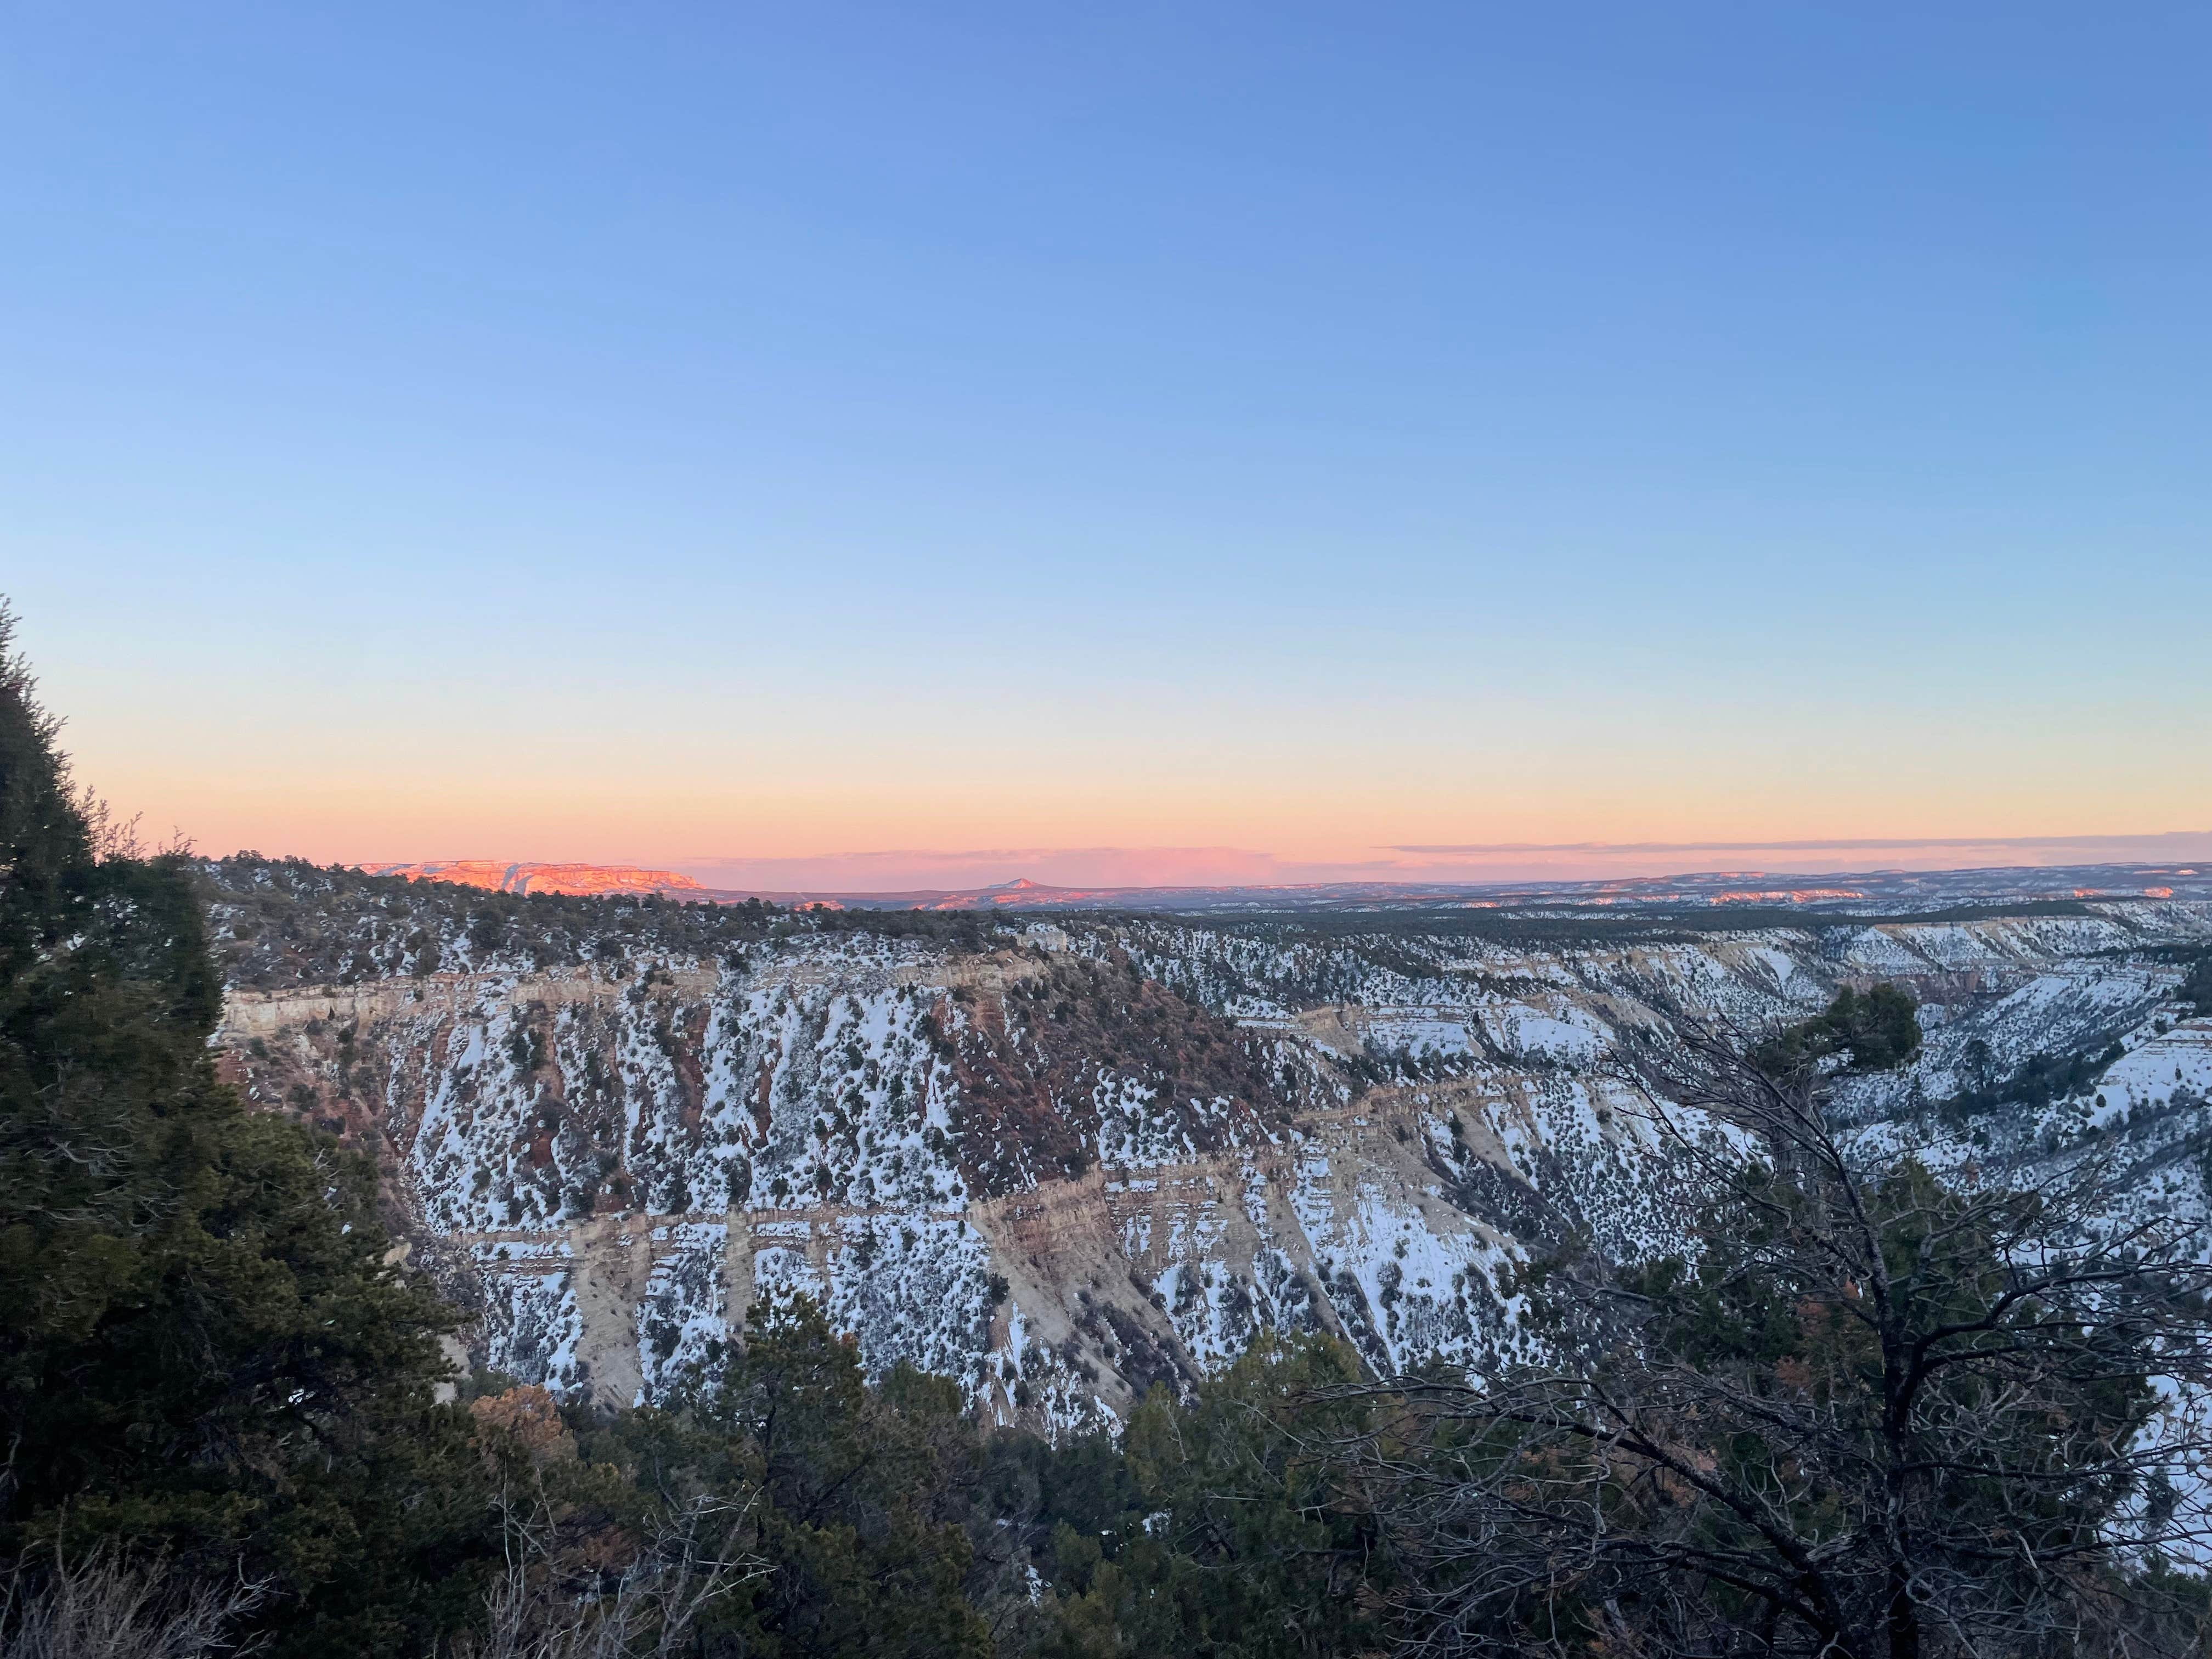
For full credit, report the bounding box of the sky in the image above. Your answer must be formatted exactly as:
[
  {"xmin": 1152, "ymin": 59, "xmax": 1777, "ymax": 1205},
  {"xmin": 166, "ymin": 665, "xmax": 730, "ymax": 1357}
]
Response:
[{"xmin": 4, "ymin": 3, "xmax": 2209, "ymax": 890}]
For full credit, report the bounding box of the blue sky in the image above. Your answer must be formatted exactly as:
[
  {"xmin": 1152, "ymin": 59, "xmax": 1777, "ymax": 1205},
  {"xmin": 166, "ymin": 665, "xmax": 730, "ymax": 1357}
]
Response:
[{"xmin": 4, "ymin": 3, "xmax": 2208, "ymax": 883}]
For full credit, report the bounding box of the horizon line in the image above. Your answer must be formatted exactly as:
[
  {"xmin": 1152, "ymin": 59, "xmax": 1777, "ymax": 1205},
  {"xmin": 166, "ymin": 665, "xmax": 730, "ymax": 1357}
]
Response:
[
  {"xmin": 334, "ymin": 853, "xmax": 2208, "ymax": 899},
  {"xmin": 1388, "ymin": 831, "xmax": 2212, "ymax": 855}
]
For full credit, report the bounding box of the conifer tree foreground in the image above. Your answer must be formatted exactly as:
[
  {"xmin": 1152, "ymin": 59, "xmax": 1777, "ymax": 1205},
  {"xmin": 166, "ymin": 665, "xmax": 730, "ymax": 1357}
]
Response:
[{"xmin": 0, "ymin": 603, "xmax": 489, "ymax": 1658}]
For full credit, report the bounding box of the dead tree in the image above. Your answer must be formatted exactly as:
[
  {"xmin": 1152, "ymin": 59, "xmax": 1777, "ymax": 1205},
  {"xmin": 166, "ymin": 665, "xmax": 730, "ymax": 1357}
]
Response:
[
  {"xmin": 458, "ymin": 1488, "xmax": 766, "ymax": 1659},
  {"xmin": 1342, "ymin": 1011, "xmax": 2212, "ymax": 1659},
  {"xmin": 0, "ymin": 1545, "xmax": 264, "ymax": 1659}
]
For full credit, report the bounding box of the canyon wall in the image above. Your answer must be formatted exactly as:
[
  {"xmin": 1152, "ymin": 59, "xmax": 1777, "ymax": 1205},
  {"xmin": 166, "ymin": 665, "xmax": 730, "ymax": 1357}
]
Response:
[{"xmin": 205, "ymin": 861, "xmax": 2212, "ymax": 1431}]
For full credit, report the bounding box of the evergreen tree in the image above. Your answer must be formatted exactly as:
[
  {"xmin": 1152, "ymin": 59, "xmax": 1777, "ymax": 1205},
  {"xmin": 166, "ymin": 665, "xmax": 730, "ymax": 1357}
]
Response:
[
  {"xmin": 0, "ymin": 603, "xmax": 491, "ymax": 1659},
  {"xmin": 1034, "ymin": 1332, "xmax": 1386, "ymax": 1659},
  {"xmin": 656, "ymin": 1293, "xmax": 995, "ymax": 1659},
  {"xmin": 1756, "ymin": 982, "xmax": 1923, "ymax": 1076}
]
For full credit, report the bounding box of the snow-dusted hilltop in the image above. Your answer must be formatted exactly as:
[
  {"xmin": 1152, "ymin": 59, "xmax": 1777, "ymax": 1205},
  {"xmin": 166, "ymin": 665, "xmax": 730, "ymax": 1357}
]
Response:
[{"xmin": 203, "ymin": 859, "xmax": 2212, "ymax": 1434}]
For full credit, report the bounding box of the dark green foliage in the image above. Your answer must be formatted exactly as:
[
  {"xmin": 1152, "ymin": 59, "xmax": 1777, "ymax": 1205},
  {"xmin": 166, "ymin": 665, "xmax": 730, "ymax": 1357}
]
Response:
[
  {"xmin": 476, "ymin": 1294, "xmax": 1000, "ymax": 1659},
  {"xmin": 1030, "ymin": 1334, "xmax": 1386, "ymax": 1659},
  {"xmin": 660, "ymin": 1294, "xmax": 995, "ymax": 1658},
  {"xmin": 454, "ymin": 1316, "xmax": 1384, "ymax": 1659},
  {"xmin": 0, "ymin": 606, "xmax": 493, "ymax": 1658},
  {"xmin": 803, "ymin": 905, "xmax": 998, "ymax": 949},
  {"xmin": 1938, "ymin": 1036, "xmax": 2125, "ymax": 1121},
  {"xmin": 1815, "ymin": 981, "xmax": 1923, "ymax": 1069},
  {"xmin": 1759, "ymin": 981, "xmax": 1923, "ymax": 1075},
  {"xmin": 0, "ymin": 626, "xmax": 94, "ymax": 985},
  {"xmin": 2181, "ymin": 952, "xmax": 2212, "ymax": 1017}
]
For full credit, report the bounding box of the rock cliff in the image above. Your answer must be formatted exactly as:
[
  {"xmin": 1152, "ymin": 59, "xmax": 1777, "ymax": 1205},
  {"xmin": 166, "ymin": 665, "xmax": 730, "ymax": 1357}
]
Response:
[{"xmin": 203, "ymin": 859, "xmax": 2212, "ymax": 1434}]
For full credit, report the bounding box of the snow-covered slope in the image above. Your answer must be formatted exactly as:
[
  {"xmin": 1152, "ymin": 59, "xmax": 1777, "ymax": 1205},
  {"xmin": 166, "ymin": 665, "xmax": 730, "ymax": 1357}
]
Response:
[{"xmin": 202, "ymin": 860, "xmax": 2212, "ymax": 1432}]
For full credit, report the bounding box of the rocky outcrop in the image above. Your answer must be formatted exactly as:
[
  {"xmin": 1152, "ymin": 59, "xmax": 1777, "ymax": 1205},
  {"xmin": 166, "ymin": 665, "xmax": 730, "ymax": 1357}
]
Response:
[{"xmin": 357, "ymin": 861, "xmax": 706, "ymax": 896}]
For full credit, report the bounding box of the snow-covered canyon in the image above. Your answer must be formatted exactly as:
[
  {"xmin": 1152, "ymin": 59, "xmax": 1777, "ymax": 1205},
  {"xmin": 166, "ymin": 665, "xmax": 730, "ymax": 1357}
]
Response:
[{"xmin": 205, "ymin": 860, "xmax": 2212, "ymax": 1434}]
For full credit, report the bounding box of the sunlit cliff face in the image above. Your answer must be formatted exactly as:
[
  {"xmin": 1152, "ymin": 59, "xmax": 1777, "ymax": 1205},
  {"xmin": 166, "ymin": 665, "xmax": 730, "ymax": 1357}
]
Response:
[{"xmin": 360, "ymin": 862, "xmax": 706, "ymax": 897}]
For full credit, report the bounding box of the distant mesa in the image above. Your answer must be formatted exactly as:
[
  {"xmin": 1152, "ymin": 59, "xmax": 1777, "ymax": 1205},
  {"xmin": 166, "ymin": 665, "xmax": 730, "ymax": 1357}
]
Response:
[
  {"xmin": 1711, "ymin": 888, "xmax": 1867, "ymax": 905},
  {"xmin": 344, "ymin": 859, "xmax": 2212, "ymax": 917},
  {"xmin": 358, "ymin": 861, "xmax": 704, "ymax": 898}
]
